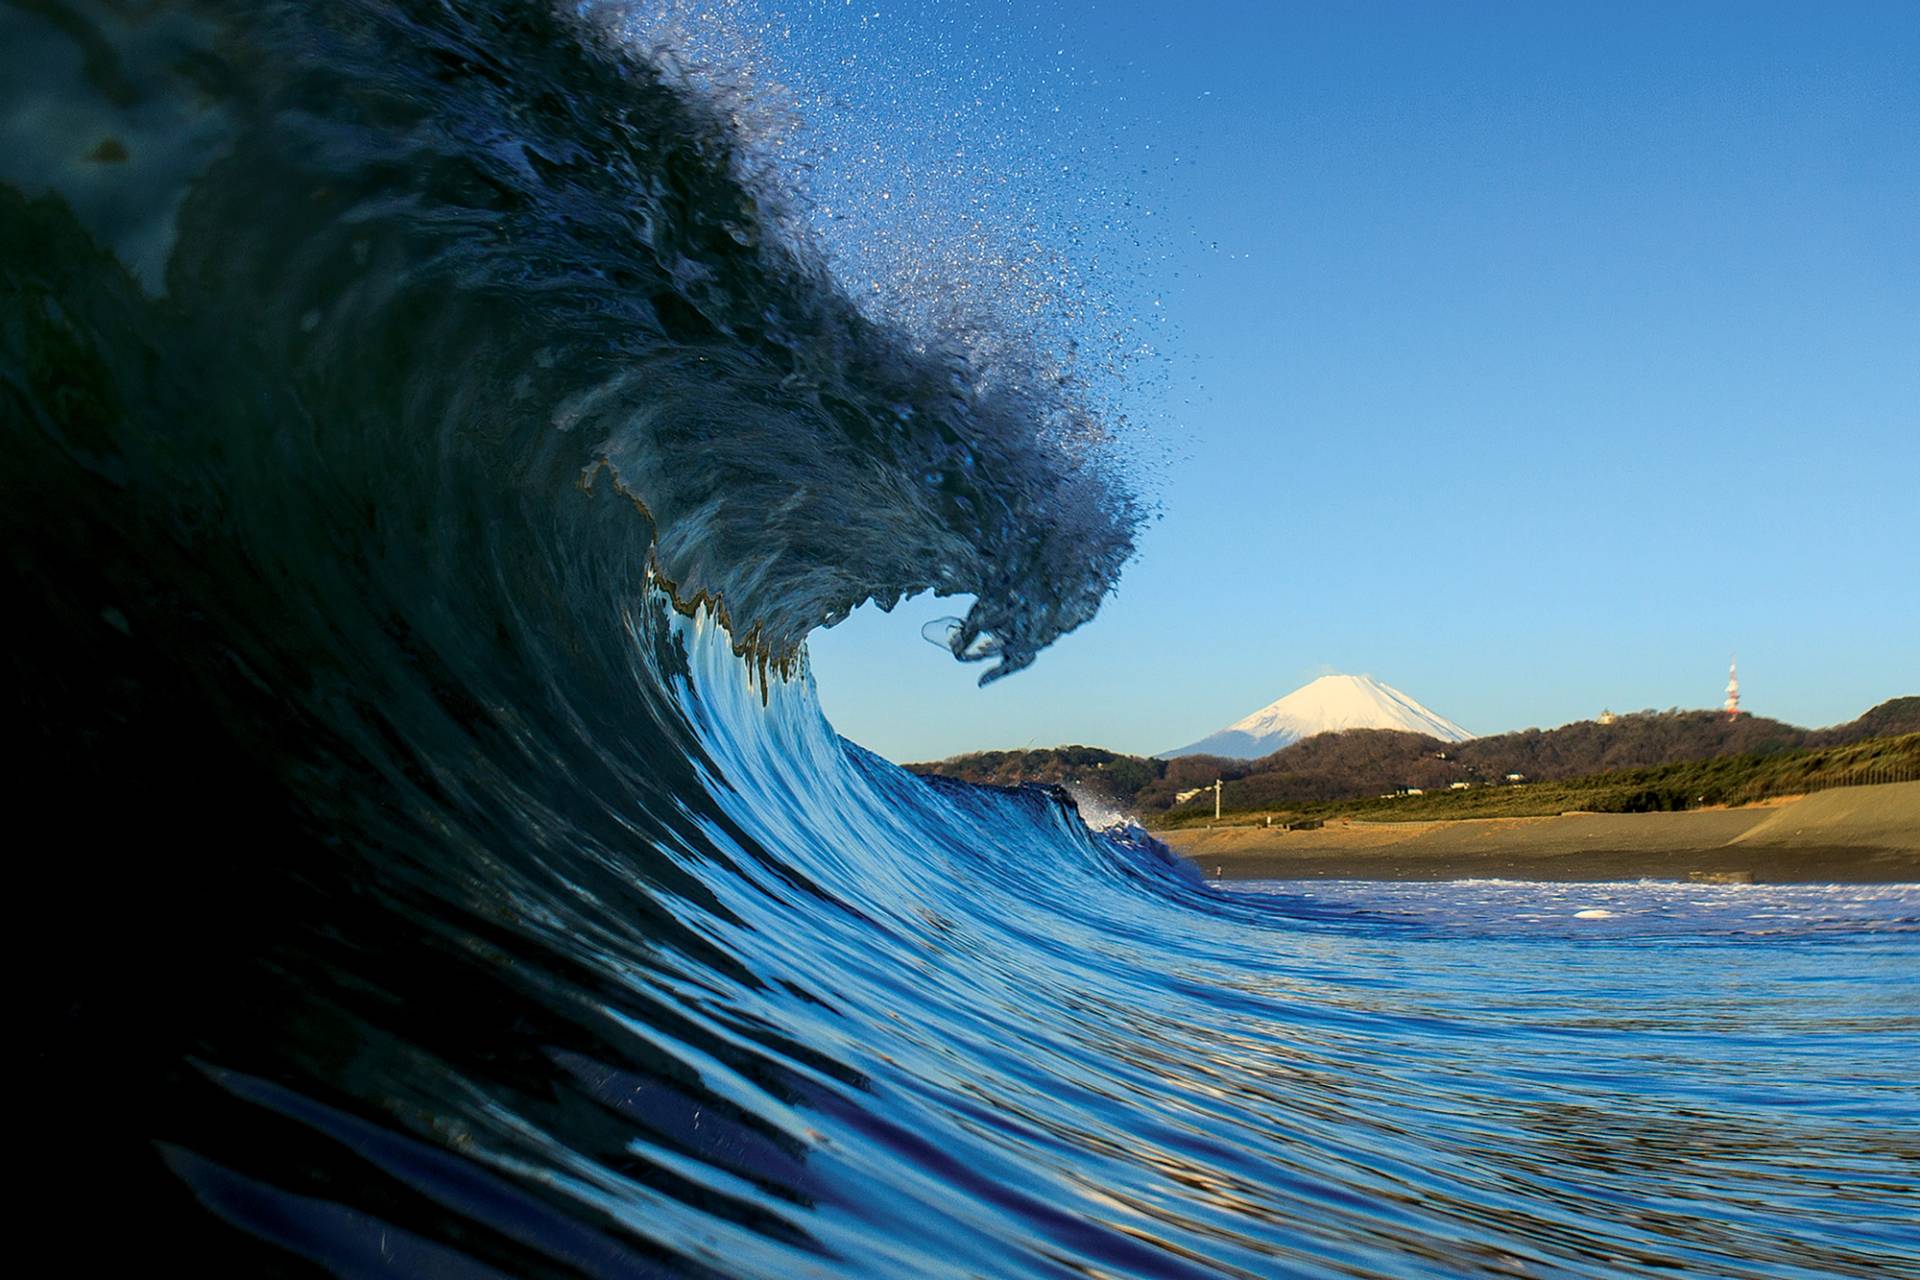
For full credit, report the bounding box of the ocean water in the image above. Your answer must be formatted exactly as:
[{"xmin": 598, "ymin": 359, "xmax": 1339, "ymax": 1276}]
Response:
[{"xmin": 8, "ymin": 3, "xmax": 1918, "ymax": 1276}]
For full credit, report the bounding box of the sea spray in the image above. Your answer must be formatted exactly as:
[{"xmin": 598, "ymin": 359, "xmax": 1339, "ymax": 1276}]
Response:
[{"xmin": 8, "ymin": 4, "xmax": 1918, "ymax": 1276}]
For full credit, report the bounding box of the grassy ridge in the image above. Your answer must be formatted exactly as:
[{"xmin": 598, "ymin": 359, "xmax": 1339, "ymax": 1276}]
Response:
[
  {"xmin": 911, "ymin": 698, "xmax": 1920, "ymax": 819},
  {"xmin": 1152, "ymin": 733, "xmax": 1920, "ymax": 830}
]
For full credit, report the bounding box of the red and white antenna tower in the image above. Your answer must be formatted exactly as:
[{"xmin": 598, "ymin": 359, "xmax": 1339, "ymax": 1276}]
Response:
[{"xmin": 1724, "ymin": 656, "xmax": 1743, "ymax": 720}]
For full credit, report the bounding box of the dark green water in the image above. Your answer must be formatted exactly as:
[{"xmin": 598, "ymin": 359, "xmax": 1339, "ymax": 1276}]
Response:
[{"xmin": 7, "ymin": 3, "xmax": 1916, "ymax": 1276}]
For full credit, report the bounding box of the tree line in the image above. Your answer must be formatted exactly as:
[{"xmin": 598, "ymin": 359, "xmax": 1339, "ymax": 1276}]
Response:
[{"xmin": 905, "ymin": 698, "xmax": 1920, "ymax": 819}]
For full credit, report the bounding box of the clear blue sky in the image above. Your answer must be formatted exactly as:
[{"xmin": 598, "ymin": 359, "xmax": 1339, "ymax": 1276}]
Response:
[{"xmin": 767, "ymin": 0, "xmax": 1920, "ymax": 762}]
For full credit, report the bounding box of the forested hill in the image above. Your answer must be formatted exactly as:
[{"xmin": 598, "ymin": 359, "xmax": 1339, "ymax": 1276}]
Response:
[
  {"xmin": 905, "ymin": 698, "xmax": 1920, "ymax": 817},
  {"xmin": 1839, "ymin": 695, "xmax": 1920, "ymax": 741}
]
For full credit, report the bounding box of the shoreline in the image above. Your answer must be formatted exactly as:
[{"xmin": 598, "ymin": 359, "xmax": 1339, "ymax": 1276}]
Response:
[{"xmin": 1157, "ymin": 782, "xmax": 1920, "ymax": 884}]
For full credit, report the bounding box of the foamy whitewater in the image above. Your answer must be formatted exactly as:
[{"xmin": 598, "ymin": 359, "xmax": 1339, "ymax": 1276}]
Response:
[{"xmin": 8, "ymin": 4, "xmax": 1918, "ymax": 1276}]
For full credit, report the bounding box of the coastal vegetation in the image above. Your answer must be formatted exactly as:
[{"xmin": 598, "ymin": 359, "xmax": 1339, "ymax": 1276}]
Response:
[
  {"xmin": 906, "ymin": 699, "xmax": 1920, "ymax": 827},
  {"xmin": 1152, "ymin": 732, "xmax": 1920, "ymax": 830}
]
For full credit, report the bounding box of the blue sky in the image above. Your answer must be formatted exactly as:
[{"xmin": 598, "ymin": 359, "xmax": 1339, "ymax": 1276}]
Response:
[{"xmin": 782, "ymin": 1, "xmax": 1920, "ymax": 762}]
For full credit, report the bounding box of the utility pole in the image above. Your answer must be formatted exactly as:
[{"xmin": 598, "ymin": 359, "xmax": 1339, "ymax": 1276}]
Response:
[{"xmin": 1214, "ymin": 777, "xmax": 1222, "ymax": 821}]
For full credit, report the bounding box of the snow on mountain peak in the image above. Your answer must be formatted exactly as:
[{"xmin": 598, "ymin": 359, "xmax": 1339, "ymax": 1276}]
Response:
[{"xmin": 1162, "ymin": 674, "xmax": 1471, "ymax": 759}]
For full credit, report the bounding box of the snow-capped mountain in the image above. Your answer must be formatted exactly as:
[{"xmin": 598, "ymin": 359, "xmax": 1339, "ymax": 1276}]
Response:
[{"xmin": 1161, "ymin": 674, "xmax": 1472, "ymax": 759}]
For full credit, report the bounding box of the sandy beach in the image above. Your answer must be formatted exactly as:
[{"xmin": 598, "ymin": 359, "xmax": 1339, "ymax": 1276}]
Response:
[{"xmin": 1160, "ymin": 782, "xmax": 1920, "ymax": 882}]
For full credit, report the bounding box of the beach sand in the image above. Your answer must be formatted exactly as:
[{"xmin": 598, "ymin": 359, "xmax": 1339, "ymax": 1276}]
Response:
[{"xmin": 1160, "ymin": 781, "xmax": 1920, "ymax": 883}]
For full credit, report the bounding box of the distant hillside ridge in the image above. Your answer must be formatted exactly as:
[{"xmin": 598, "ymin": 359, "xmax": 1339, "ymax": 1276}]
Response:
[
  {"xmin": 906, "ymin": 698, "xmax": 1920, "ymax": 819},
  {"xmin": 1157, "ymin": 732, "xmax": 1920, "ymax": 829},
  {"xmin": 1821, "ymin": 695, "xmax": 1920, "ymax": 742}
]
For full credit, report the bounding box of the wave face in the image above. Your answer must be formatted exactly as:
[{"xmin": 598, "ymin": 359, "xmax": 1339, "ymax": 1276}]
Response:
[{"xmin": 8, "ymin": 4, "xmax": 1917, "ymax": 1276}]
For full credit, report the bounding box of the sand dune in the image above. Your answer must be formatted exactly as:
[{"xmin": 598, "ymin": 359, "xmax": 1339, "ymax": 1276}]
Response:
[
  {"xmin": 1731, "ymin": 782, "xmax": 1920, "ymax": 852},
  {"xmin": 1162, "ymin": 782, "xmax": 1920, "ymax": 883}
]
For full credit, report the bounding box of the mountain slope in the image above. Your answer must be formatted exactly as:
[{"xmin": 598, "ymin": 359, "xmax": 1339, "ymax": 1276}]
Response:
[
  {"xmin": 909, "ymin": 701, "xmax": 1918, "ymax": 819},
  {"xmin": 1163, "ymin": 674, "xmax": 1470, "ymax": 759}
]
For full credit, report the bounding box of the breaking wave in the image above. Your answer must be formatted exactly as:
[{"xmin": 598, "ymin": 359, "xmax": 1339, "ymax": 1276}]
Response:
[{"xmin": 8, "ymin": 4, "xmax": 1916, "ymax": 1276}]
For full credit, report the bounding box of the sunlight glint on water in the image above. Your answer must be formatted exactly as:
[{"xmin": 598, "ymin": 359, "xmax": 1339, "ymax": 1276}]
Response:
[{"xmin": 4, "ymin": 3, "xmax": 1916, "ymax": 1276}]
